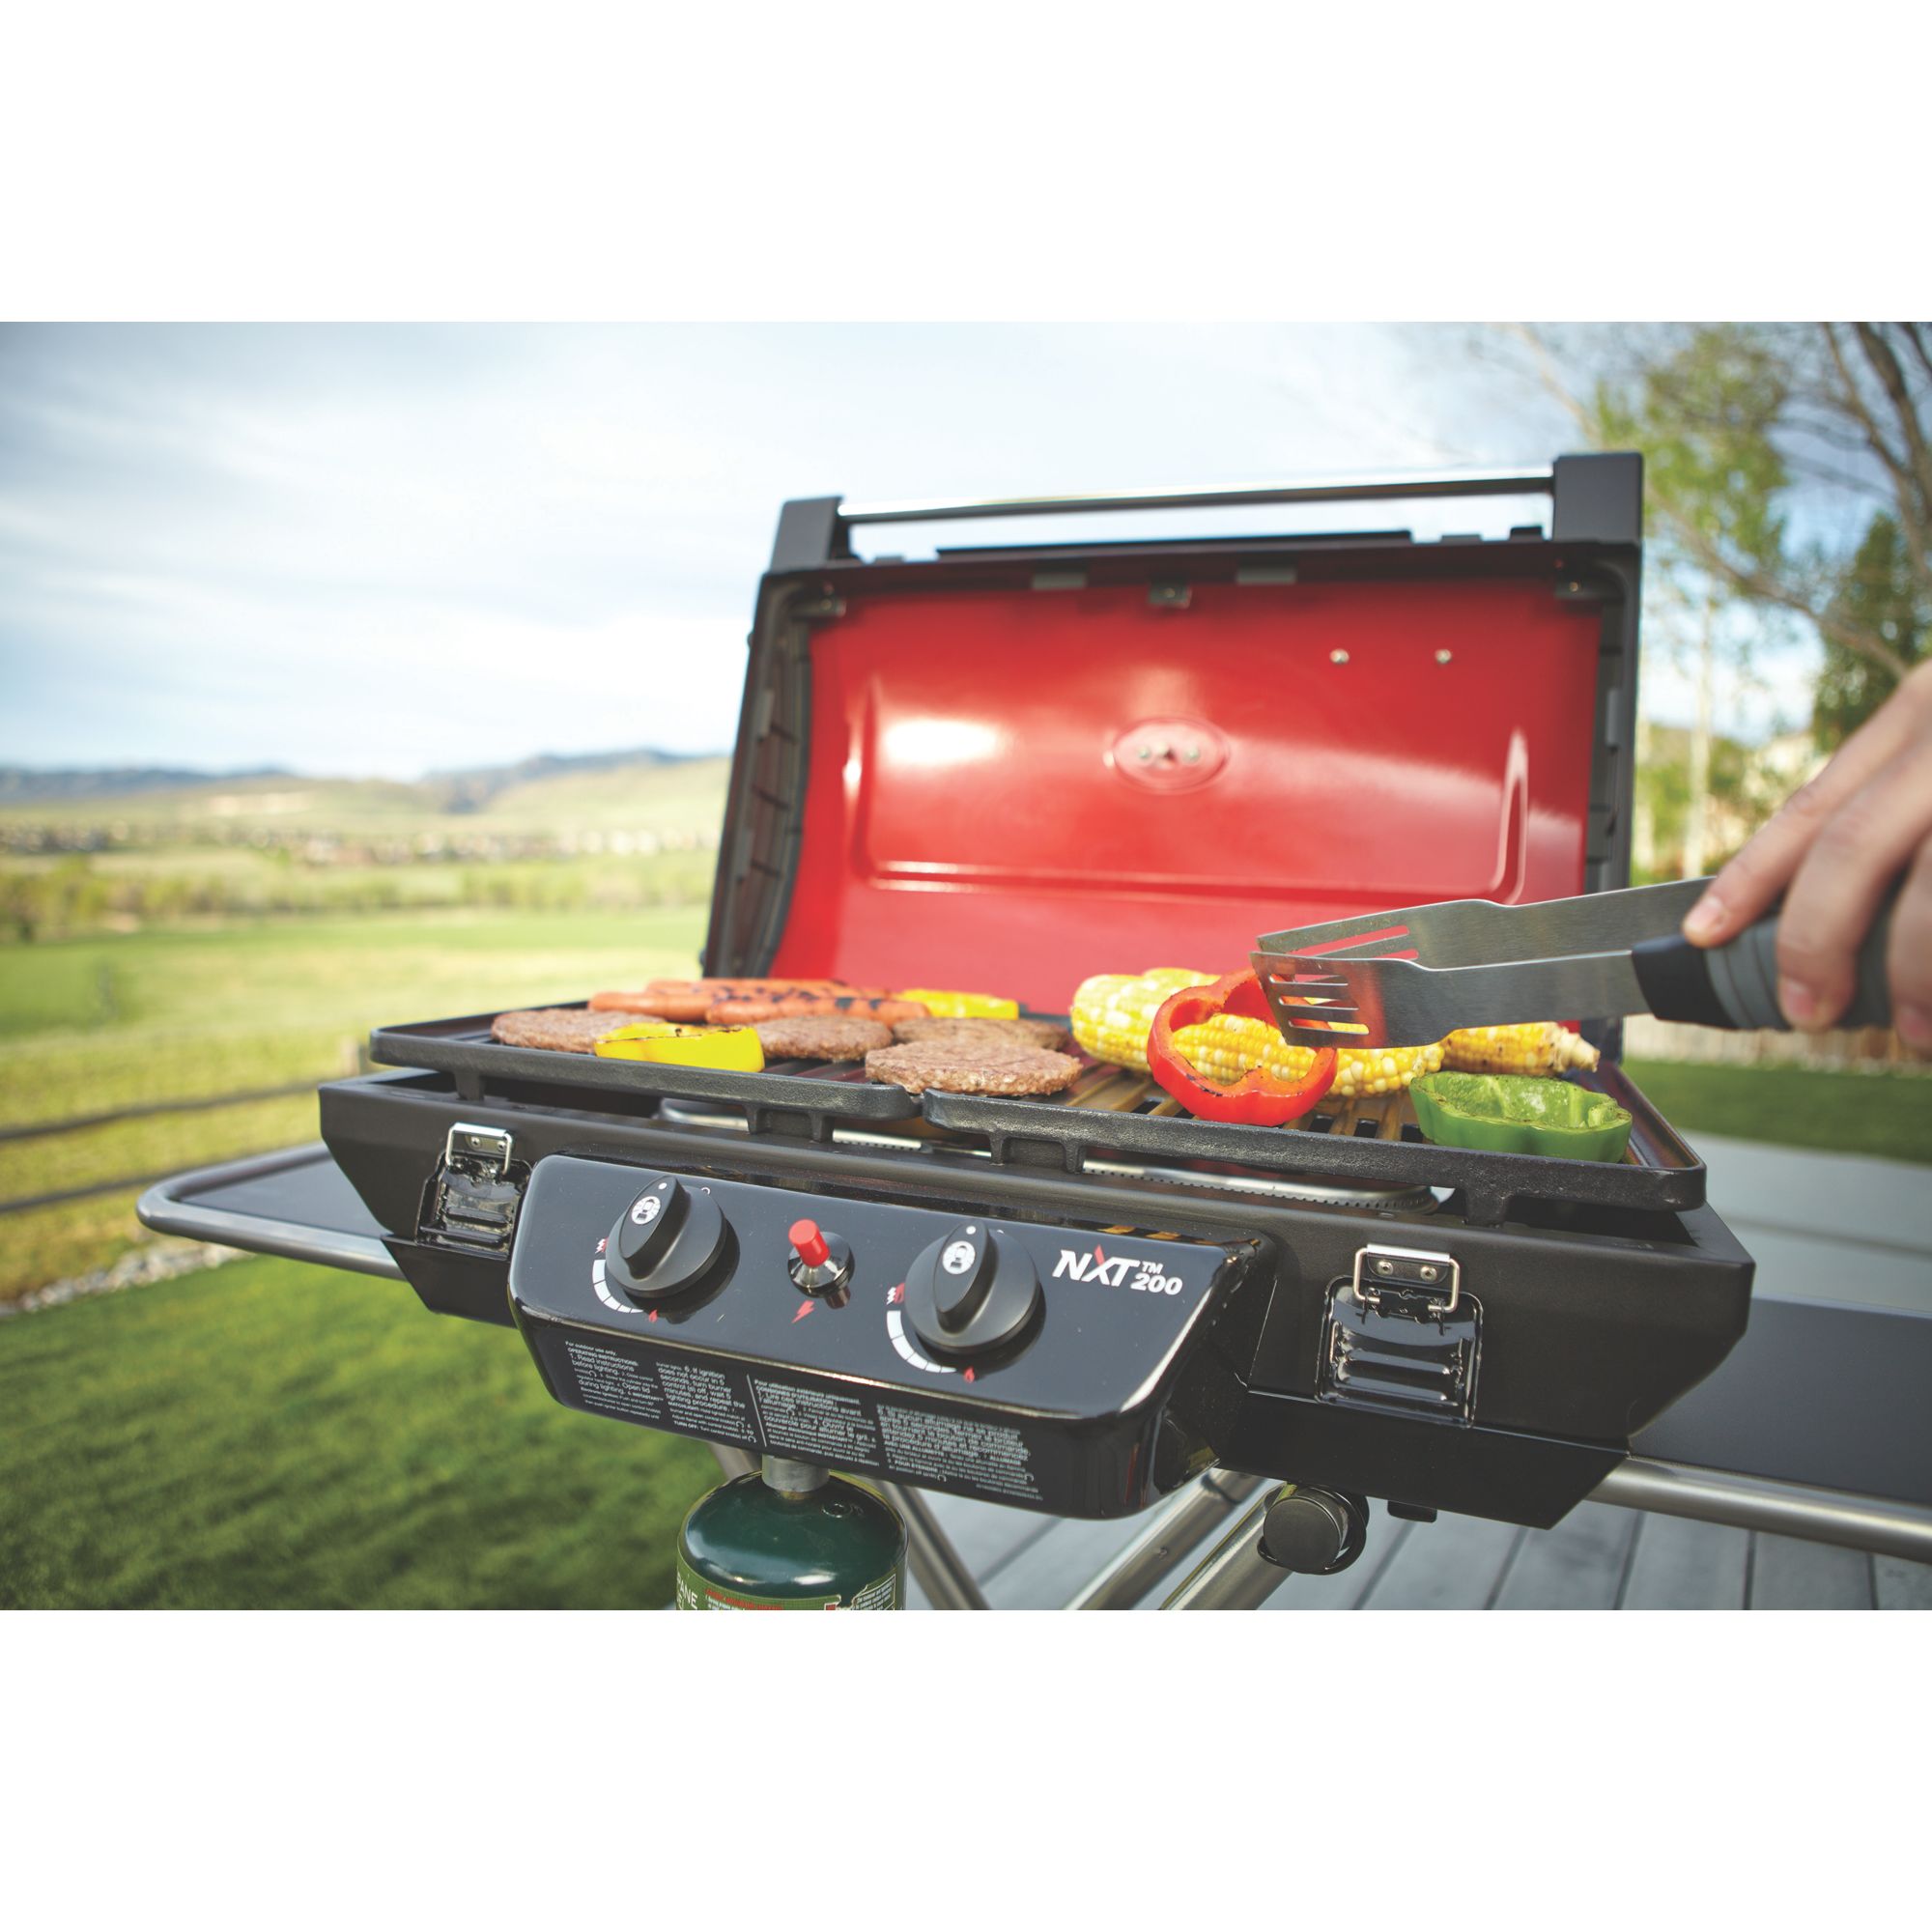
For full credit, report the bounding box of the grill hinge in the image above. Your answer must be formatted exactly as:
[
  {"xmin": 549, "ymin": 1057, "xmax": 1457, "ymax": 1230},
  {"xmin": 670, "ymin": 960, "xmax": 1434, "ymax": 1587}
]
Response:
[
  {"xmin": 420, "ymin": 1122, "xmax": 527, "ymax": 1256},
  {"xmin": 1319, "ymin": 1244, "xmax": 1480, "ymax": 1425}
]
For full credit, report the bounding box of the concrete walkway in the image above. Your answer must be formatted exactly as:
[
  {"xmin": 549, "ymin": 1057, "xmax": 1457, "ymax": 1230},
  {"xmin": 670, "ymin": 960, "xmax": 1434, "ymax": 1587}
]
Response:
[
  {"xmin": 907, "ymin": 1134, "xmax": 1932, "ymax": 1610},
  {"xmin": 1694, "ymin": 1134, "xmax": 1932, "ymax": 1317}
]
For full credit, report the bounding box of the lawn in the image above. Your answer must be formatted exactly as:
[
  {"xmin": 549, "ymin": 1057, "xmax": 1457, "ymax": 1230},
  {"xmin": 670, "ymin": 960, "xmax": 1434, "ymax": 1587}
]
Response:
[
  {"xmin": 0, "ymin": 902, "xmax": 714, "ymax": 1104},
  {"xmin": 0, "ymin": 903, "xmax": 709, "ymax": 1298},
  {"xmin": 1623, "ymin": 1058, "xmax": 1931, "ymax": 1166},
  {"xmin": 0, "ymin": 1255, "xmax": 721, "ymax": 1608}
]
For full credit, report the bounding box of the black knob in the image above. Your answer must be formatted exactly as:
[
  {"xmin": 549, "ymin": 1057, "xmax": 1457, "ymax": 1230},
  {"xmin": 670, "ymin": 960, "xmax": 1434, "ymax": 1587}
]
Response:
[
  {"xmin": 617, "ymin": 1176, "xmax": 687, "ymax": 1273},
  {"xmin": 605, "ymin": 1174, "xmax": 728, "ymax": 1302},
  {"xmin": 1260, "ymin": 1486, "xmax": 1367, "ymax": 1576},
  {"xmin": 931, "ymin": 1225, "xmax": 995, "ymax": 1333},
  {"xmin": 905, "ymin": 1222, "xmax": 1040, "ymax": 1362}
]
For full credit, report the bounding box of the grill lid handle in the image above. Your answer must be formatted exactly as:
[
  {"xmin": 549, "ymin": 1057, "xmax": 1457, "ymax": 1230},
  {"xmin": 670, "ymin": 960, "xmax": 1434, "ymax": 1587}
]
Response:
[{"xmin": 772, "ymin": 454, "xmax": 1640, "ymax": 572}]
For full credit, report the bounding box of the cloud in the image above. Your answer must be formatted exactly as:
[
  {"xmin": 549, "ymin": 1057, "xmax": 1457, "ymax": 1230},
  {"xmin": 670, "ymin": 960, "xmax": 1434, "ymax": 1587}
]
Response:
[{"xmin": 2, "ymin": 322, "xmax": 1815, "ymax": 772}]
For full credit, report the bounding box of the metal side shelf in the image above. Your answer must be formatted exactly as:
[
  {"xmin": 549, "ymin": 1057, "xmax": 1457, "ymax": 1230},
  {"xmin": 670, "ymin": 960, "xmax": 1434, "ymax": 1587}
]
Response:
[
  {"xmin": 137, "ymin": 1142, "xmax": 402, "ymax": 1281},
  {"xmin": 1633, "ymin": 1295, "xmax": 1932, "ymax": 1516}
]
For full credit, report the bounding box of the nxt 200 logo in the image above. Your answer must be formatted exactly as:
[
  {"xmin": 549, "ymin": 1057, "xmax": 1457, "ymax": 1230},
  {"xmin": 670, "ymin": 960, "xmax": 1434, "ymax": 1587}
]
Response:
[{"xmin": 1053, "ymin": 1244, "xmax": 1183, "ymax": 1296}]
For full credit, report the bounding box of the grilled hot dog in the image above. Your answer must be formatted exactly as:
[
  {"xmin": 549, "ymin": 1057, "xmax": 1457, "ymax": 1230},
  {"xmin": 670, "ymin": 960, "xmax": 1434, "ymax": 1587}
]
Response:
[
  {"xmin": 705, "ymin": 994, "xmax": 931, "ymax": 1026},
  {"xmin": 588, "ymin": 979, "xmax": 885, "ymax": 1022}
]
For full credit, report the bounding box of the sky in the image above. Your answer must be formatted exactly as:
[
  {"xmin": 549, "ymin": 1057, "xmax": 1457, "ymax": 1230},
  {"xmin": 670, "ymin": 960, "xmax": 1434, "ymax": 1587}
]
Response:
[{"xmin": 0, "ymin": 323, "xmax": 1820, "ymax": 779}]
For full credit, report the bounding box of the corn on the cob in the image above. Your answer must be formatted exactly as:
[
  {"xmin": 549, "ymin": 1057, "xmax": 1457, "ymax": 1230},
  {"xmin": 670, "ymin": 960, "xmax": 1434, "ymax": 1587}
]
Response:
[
  {"xmin": 1440, "ymin": 1024, "xmax": 1599, "ymax": 1076},
  {"xmin": 1069, "ymin": 969, "xmax": 1216, "ymax": 1069},
  {"xmin": 1175, "ymin": 1013, "xmax": 1444, "ymax": 1097},
  {"xmin": 1069, "ymin": 969, "xmax": 1443, "ymax": 1098}
]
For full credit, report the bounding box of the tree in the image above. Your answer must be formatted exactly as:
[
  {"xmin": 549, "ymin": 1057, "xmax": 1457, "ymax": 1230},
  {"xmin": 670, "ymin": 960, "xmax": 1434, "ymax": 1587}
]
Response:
[
  {"xmin": 1519, "ymin": 327, "xmax": 1790, "ymax": 876},
  {"xmin": 1498, "ymin": 322, "xmax": 1931, "ymax": 871},
  {"xmin": 1813, "ymin": 512, "xmax": 1929, "ymax": 751},
  {"xmin": 1504, "ymin": 323, "xmax": 1930, "ymax": 700}
]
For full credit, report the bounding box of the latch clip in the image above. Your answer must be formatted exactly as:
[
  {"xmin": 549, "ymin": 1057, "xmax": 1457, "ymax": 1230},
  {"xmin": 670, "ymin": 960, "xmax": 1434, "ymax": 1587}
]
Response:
[
  {"xmin": 445, "ymin": 1122, "xmax": 514, "ymax": 1179},
  {"xmin": 1350, "ymin": 1242, "xmax": 1461, "ymax": 1321},
  {"xmin": 421, "ymin": 1122, "xmax": 526, "ymax": 1254},
  {"xmin": 1321, "ymin": 1245, "xmax": 1480, "ymax": 1425}
]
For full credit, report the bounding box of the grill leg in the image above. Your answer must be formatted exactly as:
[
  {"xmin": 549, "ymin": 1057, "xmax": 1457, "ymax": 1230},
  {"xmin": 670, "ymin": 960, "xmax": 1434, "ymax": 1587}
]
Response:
[
  {"xmin": 1066, "ymin": 1470, "xmax": 1268, "ymax": 1609},
  {"xmin": 1594, "ymin": 1459, "xmax": 1932, "ymax": 1564},
  {"xmin": 878, "ymin": 1481, "xmax": 991, "ymax": 1611},
  {"xmin": 1161, "ymin": 1482, "xmax": 1369, "ymax": 1609},
  {"xmin": 1161, "ymin": 1491, "xmax": 1295, "ymax": 1609}
]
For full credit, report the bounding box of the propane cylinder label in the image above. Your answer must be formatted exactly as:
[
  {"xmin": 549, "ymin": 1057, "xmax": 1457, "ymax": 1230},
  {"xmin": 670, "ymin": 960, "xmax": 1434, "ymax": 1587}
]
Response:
[{"xmin": 673, "ymin": 1555, "xmax": 903, "ymax": 1611}]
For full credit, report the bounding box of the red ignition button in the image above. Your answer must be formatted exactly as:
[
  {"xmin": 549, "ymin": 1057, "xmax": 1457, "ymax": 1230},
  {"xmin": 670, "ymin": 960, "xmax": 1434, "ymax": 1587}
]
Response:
[{"xmin": 789, "ymin": 1219, "xmax": 832, "ymax": 1269}]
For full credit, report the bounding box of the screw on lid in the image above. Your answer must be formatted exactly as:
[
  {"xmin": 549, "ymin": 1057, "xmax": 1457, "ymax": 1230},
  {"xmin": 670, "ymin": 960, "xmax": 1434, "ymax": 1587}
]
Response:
[{"xmin": 789, "ymin": 1219, "xmax": 831, "ymax": 1268}]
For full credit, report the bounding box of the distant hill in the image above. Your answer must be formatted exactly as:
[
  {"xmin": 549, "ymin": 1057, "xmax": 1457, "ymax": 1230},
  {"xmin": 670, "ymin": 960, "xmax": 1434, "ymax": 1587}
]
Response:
[
  {"xmin": 423, "ymin": 747, "xmax": 714, "ymax": 814},
  {"xmin": 0, "ymin": 765, "xmax": 293, "ymax": 806},
  {"xmin": 0, "ymin": 748, "xmax": 732, "ymax": 841}
]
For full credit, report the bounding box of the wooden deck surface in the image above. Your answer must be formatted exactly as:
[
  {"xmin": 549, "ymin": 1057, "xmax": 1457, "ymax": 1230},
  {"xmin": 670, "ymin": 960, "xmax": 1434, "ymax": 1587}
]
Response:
[
  {"xmin": 905, "ymin": 1133, "xmax": 1932, "ymax": 1611},
  {"xmin": 908, "ymin": 1491, "xmax": 1932, "ymax": 1609}
]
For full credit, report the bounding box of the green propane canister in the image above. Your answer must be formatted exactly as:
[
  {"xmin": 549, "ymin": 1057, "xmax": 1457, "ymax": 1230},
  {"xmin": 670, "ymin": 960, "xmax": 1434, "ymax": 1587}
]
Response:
[{"xmin": 675, "ymin": 1457, "xmax": 908, "ymax": 1610}]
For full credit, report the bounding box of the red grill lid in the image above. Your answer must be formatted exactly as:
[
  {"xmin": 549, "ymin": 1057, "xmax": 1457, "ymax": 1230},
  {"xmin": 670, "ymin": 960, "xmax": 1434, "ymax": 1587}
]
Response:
[{"xmin": 707, "ymin": 459, "xmax": 1641, "ymax": 1015}]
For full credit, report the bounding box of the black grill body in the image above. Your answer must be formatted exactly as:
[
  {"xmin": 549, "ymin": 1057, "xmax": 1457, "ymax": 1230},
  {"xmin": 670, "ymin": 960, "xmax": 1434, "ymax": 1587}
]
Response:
[{"xmin": 321, "ymin": 1070, "xmax": 1751, "ymax": 1526}]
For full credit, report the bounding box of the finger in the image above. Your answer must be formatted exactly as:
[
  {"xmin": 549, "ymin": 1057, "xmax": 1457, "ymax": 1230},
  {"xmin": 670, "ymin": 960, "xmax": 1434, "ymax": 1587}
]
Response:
[
  {"xmin": 1683, "ymin": 664, "xmax": 1932, "ymax": 946},
  {"xmin": 1773, "ymin": 736, "xmax": 1932, "ymax": 1028},
  {"xmin": 1888, "ymin": 835, "xmax": 1932, "ymax": 1055}
]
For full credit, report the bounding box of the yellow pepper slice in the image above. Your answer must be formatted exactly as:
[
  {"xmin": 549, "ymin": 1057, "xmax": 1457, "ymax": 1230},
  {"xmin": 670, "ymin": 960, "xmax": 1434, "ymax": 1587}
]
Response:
[
  {"xmin": 593, "ymin": 1020, "xmax": 765, "ymax": 1071},
  {"xmin": 894, "ymin": 988, "xmax": 1020, "ymax": 1019}
]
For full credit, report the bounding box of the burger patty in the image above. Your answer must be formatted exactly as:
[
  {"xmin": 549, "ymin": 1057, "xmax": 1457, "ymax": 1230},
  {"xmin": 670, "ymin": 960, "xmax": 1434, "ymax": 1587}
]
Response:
[
  {"xmin": 865, "ymin": 1040, "xmax": 1081, "ymax": 1096},
  {"xmin": 491, "ymin": 1007, "xmax": 651, "ymax": 1052},
  {"xmin": 753, "ymin": 1014, "xmax": 894, "ymax": 1062},
  {"xmin": 890, "ymin": 1015, "xmax": 1069, "ymax": 1051}
]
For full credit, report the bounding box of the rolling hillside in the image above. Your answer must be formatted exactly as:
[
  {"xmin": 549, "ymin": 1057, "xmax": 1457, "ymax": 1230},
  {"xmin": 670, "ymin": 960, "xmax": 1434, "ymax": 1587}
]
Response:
[
  {"xmin": 0, "ymin": 750, "xmax": 735, "ymax": 939},
  {"xmin": 0, "ymin": 750, "xmax": 732, "ymax": 842}
]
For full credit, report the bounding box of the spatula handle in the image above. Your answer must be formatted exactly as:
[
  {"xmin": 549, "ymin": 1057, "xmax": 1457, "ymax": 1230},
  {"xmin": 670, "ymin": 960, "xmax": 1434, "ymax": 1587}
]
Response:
[{"xmin": 1630, "ymin": 891, "xmax": 1898, "ymax": 1032}]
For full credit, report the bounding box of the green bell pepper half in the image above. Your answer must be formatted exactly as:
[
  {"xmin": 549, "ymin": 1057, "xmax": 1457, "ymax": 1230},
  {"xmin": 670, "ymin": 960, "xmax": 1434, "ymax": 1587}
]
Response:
[{"xmin": 1408, "ymin": 1070, "xmax": 1634, "ymax": 1164}]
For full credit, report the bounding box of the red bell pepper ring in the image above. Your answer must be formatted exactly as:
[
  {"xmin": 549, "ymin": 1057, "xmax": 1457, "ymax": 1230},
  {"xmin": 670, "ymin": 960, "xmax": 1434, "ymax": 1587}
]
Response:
[{"xmin": 1147, "ymin": 971, "xmax": 1337, "ymax": 1126}]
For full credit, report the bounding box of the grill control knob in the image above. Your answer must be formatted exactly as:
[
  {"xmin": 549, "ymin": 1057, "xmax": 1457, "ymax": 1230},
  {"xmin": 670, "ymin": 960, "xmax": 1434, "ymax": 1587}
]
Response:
[
  {"xmin": 905, "ymin": 1222, "xmax": 1040, "ymax": 1362},
  {"xmin": 605, "ymin": 1174, "xmax": 728, "ymax": 1302}
]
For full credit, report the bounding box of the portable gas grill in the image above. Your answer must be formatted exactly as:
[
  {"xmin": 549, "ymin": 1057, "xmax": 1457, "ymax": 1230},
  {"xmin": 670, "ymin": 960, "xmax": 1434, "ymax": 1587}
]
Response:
[{"xmin": 143, "ymin": 458, "xmax": 1932, "ymax": 1606}]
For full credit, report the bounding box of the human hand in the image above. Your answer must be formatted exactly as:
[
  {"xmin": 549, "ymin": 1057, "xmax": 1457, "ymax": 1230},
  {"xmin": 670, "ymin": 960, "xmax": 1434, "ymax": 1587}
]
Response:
[{"xmin": 1681, "ymin": 659, "xmax": 1932, "ymax": 1051}]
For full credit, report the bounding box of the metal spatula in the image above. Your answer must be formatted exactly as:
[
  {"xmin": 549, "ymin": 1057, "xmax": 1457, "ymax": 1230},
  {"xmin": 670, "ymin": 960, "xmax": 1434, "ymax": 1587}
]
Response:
[{"xmin": 1251, "ymin": 877, "xmax": 1898, "ymax": 1048}]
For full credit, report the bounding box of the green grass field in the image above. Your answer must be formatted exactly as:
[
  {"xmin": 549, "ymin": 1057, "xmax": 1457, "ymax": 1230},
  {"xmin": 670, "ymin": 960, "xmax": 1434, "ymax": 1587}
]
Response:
[
  {"xmin": 0, "ymin": 902, "xmax": 713, "ymax": 1073},
  {"xmin": 1624, "ymin": 1058, "xmax": 1932, "ymax": 1166},
  {"xmin": 0, "ymin": 904, "xmax": 709, "ymax": 1299},
  {"xmin": 0, "ymin": 1256, "xmax": 719, "ymax": 1607}
]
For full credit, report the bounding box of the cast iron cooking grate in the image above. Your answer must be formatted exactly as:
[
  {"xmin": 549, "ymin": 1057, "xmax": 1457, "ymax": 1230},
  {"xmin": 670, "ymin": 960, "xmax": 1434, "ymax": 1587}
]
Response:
[
  {"xmin": 366, "ymin": 1009, "xmax": 921, "ymax": 1135},
  {"xmin": 917, "ymin": 1059, "xmax": 1707, "ymax": 1227},
  {"xmin": 369, "ymin": 1009, "xmax": 1708, "ymax": 1225}
]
